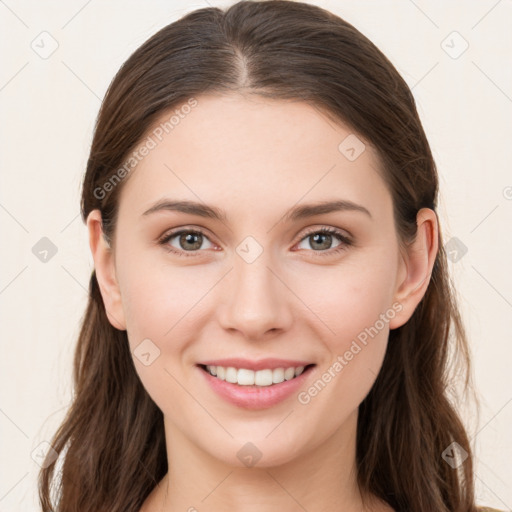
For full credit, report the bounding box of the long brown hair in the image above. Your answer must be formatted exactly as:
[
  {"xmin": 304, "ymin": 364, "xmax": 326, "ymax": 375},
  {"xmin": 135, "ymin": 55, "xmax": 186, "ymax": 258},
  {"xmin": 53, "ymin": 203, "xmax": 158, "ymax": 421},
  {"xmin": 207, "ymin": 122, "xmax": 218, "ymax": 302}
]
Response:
[{"xmin": 39, "ymin": 1, "xmax": 479, "ymax": 511}]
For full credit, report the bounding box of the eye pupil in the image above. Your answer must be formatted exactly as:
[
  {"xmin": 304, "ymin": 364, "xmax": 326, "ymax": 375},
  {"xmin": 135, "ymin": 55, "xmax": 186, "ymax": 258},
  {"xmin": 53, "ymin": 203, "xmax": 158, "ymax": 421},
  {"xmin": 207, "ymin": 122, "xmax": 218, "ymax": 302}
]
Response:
[
  {"xmin": 311, "ymin": 233, "xmax": 332, "ymax": 250},
  {"xmin": 181, "ymin": 232, "xmax": 202, "ymax": 250}
]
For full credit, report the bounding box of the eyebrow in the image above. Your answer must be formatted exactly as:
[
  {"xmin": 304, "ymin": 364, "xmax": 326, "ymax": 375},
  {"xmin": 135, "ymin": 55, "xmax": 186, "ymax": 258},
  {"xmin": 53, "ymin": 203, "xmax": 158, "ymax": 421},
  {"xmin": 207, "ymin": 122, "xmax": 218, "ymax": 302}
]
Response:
[{"xmin": 142, "ymin": 198, "xmax": 372, "ymax": 221}]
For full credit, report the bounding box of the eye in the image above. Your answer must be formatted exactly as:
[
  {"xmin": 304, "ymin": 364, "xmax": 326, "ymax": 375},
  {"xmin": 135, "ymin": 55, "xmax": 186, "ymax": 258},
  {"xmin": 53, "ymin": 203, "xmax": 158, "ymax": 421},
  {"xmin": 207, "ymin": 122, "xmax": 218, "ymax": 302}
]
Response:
[
  {"xmin": 295, "ymin": 227, "xmax": 352, "ymax": 256},
  {"xmin": 158, "ymin": 226, "xmax": 352, "ymax": 258},
  {"xmin": 159, "ymin": 229, "xmax": 216, "ymax": 257}
]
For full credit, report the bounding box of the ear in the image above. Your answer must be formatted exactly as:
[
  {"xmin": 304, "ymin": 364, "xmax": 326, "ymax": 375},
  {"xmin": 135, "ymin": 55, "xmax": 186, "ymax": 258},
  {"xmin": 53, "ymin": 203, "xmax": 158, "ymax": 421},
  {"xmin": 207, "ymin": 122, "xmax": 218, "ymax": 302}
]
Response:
[
  {"xmin": 86, "ymin": 209, "xmax": 126, "ymax": 331},
  {"xmin": 389, "ymin": 208, "xmax": 438, "ymax": 329}
]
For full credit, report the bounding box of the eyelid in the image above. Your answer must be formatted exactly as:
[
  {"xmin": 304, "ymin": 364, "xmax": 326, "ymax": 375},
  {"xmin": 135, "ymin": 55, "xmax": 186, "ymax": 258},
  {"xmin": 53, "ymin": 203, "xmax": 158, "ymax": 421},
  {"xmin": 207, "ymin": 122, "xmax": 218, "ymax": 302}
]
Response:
[
  {"xmin": 297, "ymin": 225, "xmax": 352, "ymax": 244},
  {"xmin": 158, "ymin": 224, "xmax": 353, "ymax": 257},
  {"xmin": 292, "ymin": 226, "xmax": 353, "ymax": 256},
  {"xmin": 157, "ymin": 226, "xmax": 218, "ymax": 255}
]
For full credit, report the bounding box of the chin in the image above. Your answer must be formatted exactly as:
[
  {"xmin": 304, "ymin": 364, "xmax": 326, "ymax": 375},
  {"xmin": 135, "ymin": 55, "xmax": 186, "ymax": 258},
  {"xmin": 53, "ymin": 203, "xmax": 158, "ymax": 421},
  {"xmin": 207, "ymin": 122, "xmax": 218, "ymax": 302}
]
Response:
[{"xmin": 208, "ymin": 433, "xmax": 308, "ymax": 469}]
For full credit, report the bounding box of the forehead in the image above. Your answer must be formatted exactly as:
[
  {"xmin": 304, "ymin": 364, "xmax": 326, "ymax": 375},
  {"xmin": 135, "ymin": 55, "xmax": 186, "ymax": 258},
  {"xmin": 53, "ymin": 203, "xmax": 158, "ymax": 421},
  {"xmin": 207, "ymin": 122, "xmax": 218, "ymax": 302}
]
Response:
[{"xmin": 117, "ymin": 93, "xmax": 392, "ymax": 222}]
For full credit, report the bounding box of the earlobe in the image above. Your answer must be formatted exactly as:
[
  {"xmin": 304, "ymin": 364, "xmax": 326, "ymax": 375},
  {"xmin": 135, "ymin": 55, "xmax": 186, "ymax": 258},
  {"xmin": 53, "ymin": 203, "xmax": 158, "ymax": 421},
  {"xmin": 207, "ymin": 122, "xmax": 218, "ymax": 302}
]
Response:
[
  {"xmin": 86, "ymin": 210, "xmax": 127, "ymax": 331},
  {"xmin": 388, "ymin": 208, "xmax": 438, "ymax": 330}
]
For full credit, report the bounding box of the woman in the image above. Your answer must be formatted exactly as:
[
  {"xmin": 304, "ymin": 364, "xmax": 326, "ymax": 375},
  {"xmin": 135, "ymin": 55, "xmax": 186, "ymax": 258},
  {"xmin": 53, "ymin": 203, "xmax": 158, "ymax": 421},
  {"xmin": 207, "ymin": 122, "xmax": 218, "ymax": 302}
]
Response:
[{"xmin": 38, "ymin": 1, "xmax": 502, "ymax": 511}]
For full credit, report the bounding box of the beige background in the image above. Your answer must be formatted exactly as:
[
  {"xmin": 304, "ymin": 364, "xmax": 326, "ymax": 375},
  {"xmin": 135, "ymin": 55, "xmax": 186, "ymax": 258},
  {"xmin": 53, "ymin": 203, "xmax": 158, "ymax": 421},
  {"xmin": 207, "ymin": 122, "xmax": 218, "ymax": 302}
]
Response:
[{"xmin": 0, "ymin": 0, "xmax": 511, "ymax": 510}]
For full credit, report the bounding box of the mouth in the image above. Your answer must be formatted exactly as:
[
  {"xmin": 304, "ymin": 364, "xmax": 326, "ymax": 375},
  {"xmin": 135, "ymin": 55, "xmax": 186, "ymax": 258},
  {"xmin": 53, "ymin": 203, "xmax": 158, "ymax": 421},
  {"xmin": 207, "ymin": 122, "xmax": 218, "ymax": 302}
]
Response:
[
  {"xmin": 196, "ymin": 362, "xmax": 317, "ymax": 410},
  {"xmin": 198, "ymin": 363, "xmax": 316, "ymax": 387}
]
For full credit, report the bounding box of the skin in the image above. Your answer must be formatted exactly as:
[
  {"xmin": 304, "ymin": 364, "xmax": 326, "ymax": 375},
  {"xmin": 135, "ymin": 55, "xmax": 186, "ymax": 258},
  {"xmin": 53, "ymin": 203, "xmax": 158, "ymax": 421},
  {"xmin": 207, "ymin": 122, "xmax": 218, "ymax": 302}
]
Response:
[{"xmin": 87, "ymin": 93, "xmax": 438, "ymax": 512}]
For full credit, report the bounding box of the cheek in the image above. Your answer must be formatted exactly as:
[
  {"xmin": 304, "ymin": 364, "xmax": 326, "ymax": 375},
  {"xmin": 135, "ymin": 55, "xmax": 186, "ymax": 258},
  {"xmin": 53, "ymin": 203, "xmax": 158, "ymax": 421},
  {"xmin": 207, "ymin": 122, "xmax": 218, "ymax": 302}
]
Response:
[
  {"xmin": 115, "ymin": 251, "xmax": 219, "ymax": 403},
  {"xmin": 292, "ymin": 250, "xmax": 398, "ymax": 345},
  {"xmin": 116, "ymin": 245, "xmax": 213, "ymax": 344},
  {"xmin": 116, "ymin": 261, "xmax": 204, "ymax": 418},
  {"xmin": 291, "ymin": 251, "xmax": 398, "ymax": 399}
]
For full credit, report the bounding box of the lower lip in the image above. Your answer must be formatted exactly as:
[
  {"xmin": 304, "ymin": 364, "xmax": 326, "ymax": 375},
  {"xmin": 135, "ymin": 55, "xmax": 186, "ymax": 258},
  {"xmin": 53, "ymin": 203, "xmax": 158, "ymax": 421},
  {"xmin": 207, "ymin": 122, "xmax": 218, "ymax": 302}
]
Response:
[{"xmin": 198, "ymin": 365, "xmax": 315, "ymax": 410}]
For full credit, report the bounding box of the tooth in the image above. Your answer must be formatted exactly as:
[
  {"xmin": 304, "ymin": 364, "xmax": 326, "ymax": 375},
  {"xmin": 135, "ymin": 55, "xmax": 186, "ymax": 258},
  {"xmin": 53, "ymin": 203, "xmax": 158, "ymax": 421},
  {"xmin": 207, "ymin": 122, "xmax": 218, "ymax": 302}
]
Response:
[
  {"xmin": 237, "ymin": 368, "xmax": 255, "ymax": 385},
  {"xmin": 216, "ymin": 366, "xmax": 226, "ymax": 380},
  {"xmin": 225, "ymin": 367, "xmax": 238, "ymax": 383},
  {"xmin": 284, "ymin": 367, "xmax": 295, "ymax": 380},
  {"xmin": 209, "ymin": 365, "xmax": 308, "ymax": 385},
  {"xmin": 255, "ymin": 369, "xmax": 273, "ymax": 386},
  {"xmin": 272, "ymin": 368, "xmax": 285, "ymax": 384}
]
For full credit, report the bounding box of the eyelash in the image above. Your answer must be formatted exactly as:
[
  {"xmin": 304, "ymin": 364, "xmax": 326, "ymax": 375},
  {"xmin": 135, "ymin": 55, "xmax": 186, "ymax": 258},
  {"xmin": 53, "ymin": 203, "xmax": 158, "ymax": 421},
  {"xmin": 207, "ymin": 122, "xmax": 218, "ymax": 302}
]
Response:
[{"xmin": 158, "ymin": 226, "xmax": 352, "ymax": 258}]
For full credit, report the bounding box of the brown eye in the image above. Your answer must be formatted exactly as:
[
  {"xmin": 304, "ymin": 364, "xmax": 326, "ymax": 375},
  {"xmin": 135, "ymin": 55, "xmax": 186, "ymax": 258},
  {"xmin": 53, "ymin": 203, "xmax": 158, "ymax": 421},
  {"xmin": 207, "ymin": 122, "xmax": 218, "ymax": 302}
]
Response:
[
  {"xmin": 160, "ymin": 229, "xmax": 215, "ymax": 256},
  {"xmin": 296, "ymin": 227, "xmax": 352, "ymax": 255},
  {"xmin": 176, "ymin": 232, "xmax": 204, "ymax": 251}
]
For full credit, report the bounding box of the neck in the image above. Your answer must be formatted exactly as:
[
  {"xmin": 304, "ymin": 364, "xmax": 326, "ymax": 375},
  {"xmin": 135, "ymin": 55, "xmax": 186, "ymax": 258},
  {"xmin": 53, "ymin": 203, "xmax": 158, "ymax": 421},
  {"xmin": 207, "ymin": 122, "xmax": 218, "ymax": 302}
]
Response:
[{"xmin": 143, "ymin": 409, "xmax": 388, "ymax": 512}]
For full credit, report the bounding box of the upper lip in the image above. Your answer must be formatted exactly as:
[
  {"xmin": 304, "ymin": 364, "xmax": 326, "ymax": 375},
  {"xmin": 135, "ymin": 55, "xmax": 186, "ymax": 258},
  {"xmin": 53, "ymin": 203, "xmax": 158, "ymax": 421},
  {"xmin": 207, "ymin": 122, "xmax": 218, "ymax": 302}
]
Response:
[{"xmin": 197, "ymin": 358, "xmax": 314, "ymax": 371}]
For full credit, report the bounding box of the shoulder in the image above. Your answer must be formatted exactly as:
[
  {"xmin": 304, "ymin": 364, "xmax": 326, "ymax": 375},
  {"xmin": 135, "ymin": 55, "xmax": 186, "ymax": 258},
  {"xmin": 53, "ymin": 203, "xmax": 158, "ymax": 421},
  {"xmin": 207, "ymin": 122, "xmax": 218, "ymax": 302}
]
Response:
[{"xmin": 478, "ymin": 507, "xmax": 507, "ymax": 512}]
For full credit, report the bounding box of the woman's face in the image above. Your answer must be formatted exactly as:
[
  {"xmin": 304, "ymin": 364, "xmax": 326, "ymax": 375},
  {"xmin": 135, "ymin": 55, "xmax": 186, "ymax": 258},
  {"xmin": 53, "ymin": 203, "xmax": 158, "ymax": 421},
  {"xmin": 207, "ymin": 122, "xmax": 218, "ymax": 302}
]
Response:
[{"xmin": 91, "ymin": 93, "xmax": 426, "ymax": 468}]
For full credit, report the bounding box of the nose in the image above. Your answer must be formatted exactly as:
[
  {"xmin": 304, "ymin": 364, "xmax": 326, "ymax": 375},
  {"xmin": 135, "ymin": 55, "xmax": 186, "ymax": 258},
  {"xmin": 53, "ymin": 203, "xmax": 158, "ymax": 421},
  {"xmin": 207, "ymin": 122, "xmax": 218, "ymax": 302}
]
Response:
[{"xmin": 217, "ymin": 251, "xmax": 294, "ymax": 341}]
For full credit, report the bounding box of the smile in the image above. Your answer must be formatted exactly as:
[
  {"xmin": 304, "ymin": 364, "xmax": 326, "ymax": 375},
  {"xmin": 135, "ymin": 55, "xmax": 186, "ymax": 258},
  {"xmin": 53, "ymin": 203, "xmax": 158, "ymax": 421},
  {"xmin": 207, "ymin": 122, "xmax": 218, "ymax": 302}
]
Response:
[
  {"xmin": 201, "ymin": 364, "xmax": 312, "ymax": 386},
  {"xmin": 197, "ymin": 360, "xmax": 316, "ymax": 410}
]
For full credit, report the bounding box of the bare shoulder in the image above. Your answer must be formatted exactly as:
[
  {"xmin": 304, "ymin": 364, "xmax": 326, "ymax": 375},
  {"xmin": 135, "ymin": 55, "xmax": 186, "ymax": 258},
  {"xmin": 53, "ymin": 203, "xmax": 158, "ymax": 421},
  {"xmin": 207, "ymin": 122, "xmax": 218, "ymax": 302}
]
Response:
[{"xmin": 478, "ymin": 507, "xmax": 507, "ymax": 512}]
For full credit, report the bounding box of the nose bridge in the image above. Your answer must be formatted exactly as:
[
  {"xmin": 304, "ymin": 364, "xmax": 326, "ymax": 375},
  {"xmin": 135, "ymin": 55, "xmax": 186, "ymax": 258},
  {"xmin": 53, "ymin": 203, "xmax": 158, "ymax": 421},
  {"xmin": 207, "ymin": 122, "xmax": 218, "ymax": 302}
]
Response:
[{"xmin": 217, "ymin": 242, "xmax": 292, "ymax": 339}]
